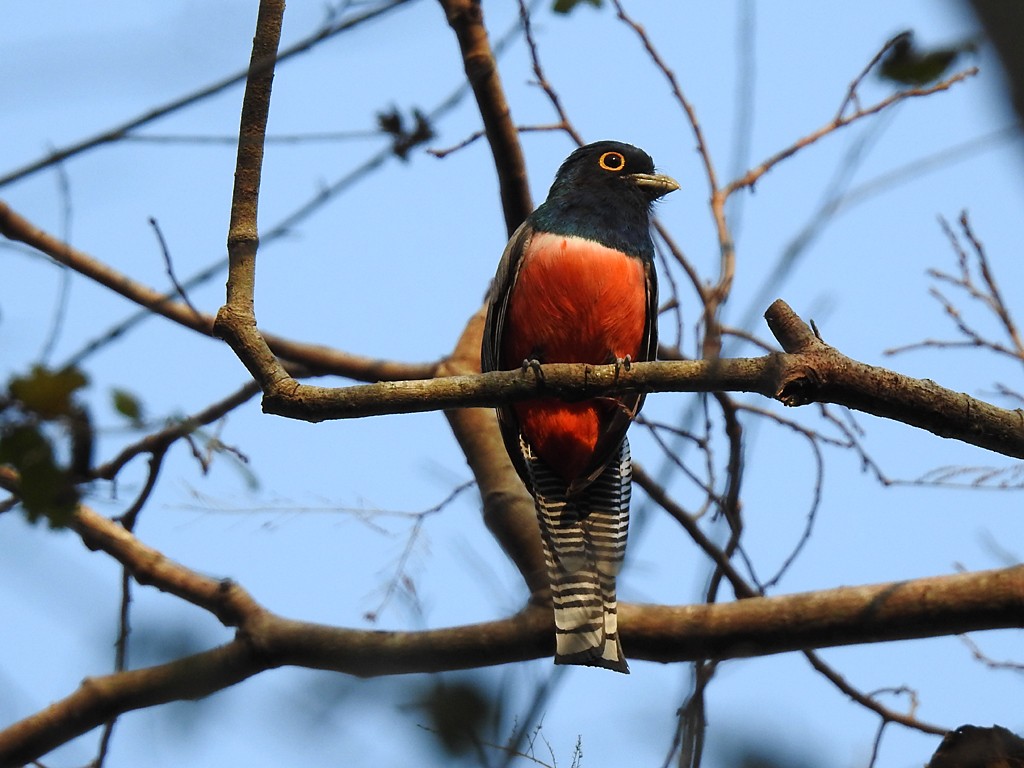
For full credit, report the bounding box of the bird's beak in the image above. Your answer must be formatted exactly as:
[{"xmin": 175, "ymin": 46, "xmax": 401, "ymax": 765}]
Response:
[{"xmin": 627, "ymin": 172, "xmax": 680, "ymax": 199}]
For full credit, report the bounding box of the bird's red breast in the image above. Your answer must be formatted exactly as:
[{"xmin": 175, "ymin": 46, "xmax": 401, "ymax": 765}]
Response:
[{"xmin": 501, "ymin": 232, "xmax": 648, "ymax": 483}]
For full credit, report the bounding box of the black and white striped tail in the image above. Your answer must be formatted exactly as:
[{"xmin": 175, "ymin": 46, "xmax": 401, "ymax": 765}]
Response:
[{"xmin": 522, "ymin": 437, "xmax": 632, "ymax": 674}]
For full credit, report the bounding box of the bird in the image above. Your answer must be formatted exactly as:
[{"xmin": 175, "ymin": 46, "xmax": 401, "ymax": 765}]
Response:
[{"xmin": 481, "ymin": 141, "xmax": 678, "ymax": 673}]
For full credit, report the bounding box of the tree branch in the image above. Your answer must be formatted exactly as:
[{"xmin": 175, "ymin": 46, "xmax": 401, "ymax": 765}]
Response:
[
  {"xmin": 93, "ymin": 381, "xmax": 262, "ymax": 480},
  {"xmin": 257, "ymin": 301, "xmax": 1024, "ymax": 460},
  {"xmin": 0, "ymin": 641, "xmax": 262, "ymax": 768},
  {"xmin": 0, "ymin": 0, "xmax": 415, "ymax": 188},
  {"xmin": 70, "ymin": 507, "xmax": 265, "ymax": 626},
  {"xmin": 437, "ymin": 306, "xmax": 548, "ymax": 597},
  {"xmin": 724, "ymin": 67, "xmax": 979, "ymax": 197},
  {"xmin": 438, "ymin": 0, "xmax": 532, "ymax": 234},
  {"xmin": 0, "ymin": 200, "xmax": 435, "ymax": 382},
  {"xmin": 213, "ymin": 0, "xmax": 293, "ymax": 393},
  {"xmin": 4, "ymin": 501, "xmax": 1020, "ymax": 767}
]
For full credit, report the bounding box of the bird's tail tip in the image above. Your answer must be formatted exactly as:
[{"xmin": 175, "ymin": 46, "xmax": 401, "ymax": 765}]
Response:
[{"xmin": 555, "ymin": 636, "xmax": 630, "ymax": 674}]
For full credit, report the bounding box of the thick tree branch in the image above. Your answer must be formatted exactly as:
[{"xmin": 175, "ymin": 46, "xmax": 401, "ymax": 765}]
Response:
[
  {"xmin": 0, "ymin": 641, "xmax": 262, "ymax": 768},
  {"xmin": 259, "ymin": 301, "xmax": 1024, "ymax": 460},
  {"xmin": 4, "ymin": 501, "xmax": 1021, "ymax": 767},
  {"xmin": 71, "ymin": 508, "xmax": 265, "ymax": 626},
  {"xmin": 261, "ymin": 357, "xmax": 775, "ymax": 417},
  {"xmin": 763, "ymin": 300, "xmax": 1024, "ymax": 457}
]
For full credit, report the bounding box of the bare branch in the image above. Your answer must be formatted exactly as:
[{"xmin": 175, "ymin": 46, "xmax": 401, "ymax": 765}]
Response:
[
  {"xmin": 438, "ymin": 0, "xmax": 532, "ymax": 235},
  {"xmin": 734, "ymin": 402, "xmax": 826, "ymax": 591},
  {"xmin": 3, "ymin": 500, "xmax": 1017, "ymax": 766},
  {"xmin": 805, "ymin": 654, "xmax": 944, "ymax": 735},
  {"xmin": 93, "ymin": 450, "xmax": 168, "ymax": 767},
  {"xmin": 633, "ymin": 464, "xmax": 755, "ymax": 599},
  {"xmin": 834, "ymin": 31, "xmax": 910, "ymax": 120},
  {"xmin": 249, "ymin": 301, "xmax": 1024, "ymax": 462},
  {"xmin": 70, "ymin": 507, "xmax": 264, "ymax": 625},
  {"xmin": 38, "ymin": 160, "xmax": 73, "ymax": 365},
  {"xmin": 93, "ymin": 381, "xmax": 261, "ymax": 481},
  {"xmin": 437, "ymin": 307, "xmax": 548, "ymax": 597},
  {"xmin": 725, "ymin": 67, "xmax": 979, "ymax": 197},
  {"xmin": 518, "ymin": 0, "xmax": 585, "ymax": 147},
  {"xmin": 148, "ymin": 217, "xmax": 201, "ymax": 320},
  {"xmin": 0, "ymin": 0, "xmax": 415, "ymax": 188},
  {"xmin": 122, "ymin": 129, "xmax": 381, "ymax": 144},
  {"xmin": 428, "ymin": 123, "xmax": 565, "ymax": 159},
  {"xmin": 212, "ymin": 0, "xmax": 293, "ymax": 393},
  {"xmin": 0, "ymin": 199, "xmax": 436, "ymax": 382},
  {"xmin": 610, "ymin": 0, "xmax": 735, "ymax": 358},
  {"xmin": 959, "ymin": 634, "xmax": 1024, "ymax": 674},
  {"xmin": 364, "ymin": 480, "xmax": 477, "ymax": 622},
  {"xmin": 610, "ymin": 0, "xmax": 720, "ymax": 195}
]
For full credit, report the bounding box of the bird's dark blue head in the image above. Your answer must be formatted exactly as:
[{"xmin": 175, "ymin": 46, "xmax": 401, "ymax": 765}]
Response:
[{"xmin": 530, "ymin": 141, "xmax": 678, "ymax": 259}]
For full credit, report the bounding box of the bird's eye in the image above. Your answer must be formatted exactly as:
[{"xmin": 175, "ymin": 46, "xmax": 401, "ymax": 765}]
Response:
[{"xmin": 598, "ymin": 151, "xmax": 626, "ymax": 172}]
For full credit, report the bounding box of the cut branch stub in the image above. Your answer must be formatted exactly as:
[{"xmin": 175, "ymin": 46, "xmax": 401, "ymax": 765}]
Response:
[
  {"xmin": 776, "ymin": 362, "xmax": 824, "ymax": 407},
  {"xmin": 765, "ymin": 298, "xmax": 827, "ymax": 353}
]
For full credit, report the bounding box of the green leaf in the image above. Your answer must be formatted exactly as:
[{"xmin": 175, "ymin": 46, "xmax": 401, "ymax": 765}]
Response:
[
  {"xmin": 878, "ymin": 30, "xmax": 974, "ymax": 86},
  {"xmin": 111, "ymin": 388, "xmax": 145, "ymax": 425},
  {"xmin": 8, "ymin": 365, "xmax": 89, "ymax": 420},
  {"xmin": 553, "ymin": 0, "xmax": 602, "ymax": 14},
  {"xmin": 0, "ymin": 424, "xmax": 78, "ymax": 527}
]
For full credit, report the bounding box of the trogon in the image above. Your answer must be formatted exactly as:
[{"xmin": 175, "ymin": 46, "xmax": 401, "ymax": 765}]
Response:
[{"xmin": 482, "ymin": 141, "xmax": 678, "ymax": 673}]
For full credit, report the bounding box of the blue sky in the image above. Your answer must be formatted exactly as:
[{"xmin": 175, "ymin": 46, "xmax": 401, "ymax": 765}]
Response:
[{"xmin": 2, "ymin": 2, "xmax": 1023, "ymax": 766}]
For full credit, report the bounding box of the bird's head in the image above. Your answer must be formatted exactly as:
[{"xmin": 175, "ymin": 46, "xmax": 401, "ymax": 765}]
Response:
[
  {"xmin": 531, "ymin": 141, "xmax": 678, "ymax": 256},
  {"xmin": 547, "ymin": 141, "xmax": 679, "ymax": 205}
]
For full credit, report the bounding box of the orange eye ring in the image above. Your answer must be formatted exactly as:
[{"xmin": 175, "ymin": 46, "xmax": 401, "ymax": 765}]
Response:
[{"xmin": 598, "ymin": 151, "xmax": 626, "ymax": 172}]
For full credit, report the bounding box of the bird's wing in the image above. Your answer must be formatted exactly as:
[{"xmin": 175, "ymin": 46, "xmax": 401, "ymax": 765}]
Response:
[
  {"xmin": 481, "ymin": 219, "xmax": 533, "ymax": 373},
  {"xmin": 482, "ymin": 220, "xmax": 536, "ymax": 487}
]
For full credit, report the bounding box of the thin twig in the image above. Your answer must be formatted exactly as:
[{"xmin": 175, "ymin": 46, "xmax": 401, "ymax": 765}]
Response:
[
  {"xmin": 93, "ymin": 381, "xmax": 260, "ymax": 480},
  {"xmin": 123, "ymin": 129, "xmax": 381, "ymax": 144},
  {"xmin": 0, "ymin": 0, "xmax": 416, "ymax": 188},
  {"xmin": 733, "ymin": 402, "xmax": 826, "ymax": 591},
  {"xmin": 364, "ymin": 480, "xmax": 476, "ymax": 622},
  {"xmin": 805, "ymin": 655, "xmax": 944, "ymax": 735},
  {"xmin": 961, "ymin": 212, "xmax": 1024, "ymax": 357},
  {"xmin": 148, "ymin": 217, "xmax": 201, "ymax": 320},
  {"xmin": 726, "ymin": 67, "xmax": 978, "ymax": 197},
  {"xmin": 92, "ymin": 449, "xmax": 167, "ymax": 768},
  {"xmin": 0, "ymin": 199, "xmax": 438, "ymax": 382},
  {"xmin": 610, "ymin": 0, "xmax": 733, "ymax": 359},
  {"xmin": 959, "ymin": 634, "xmax": 1024, "ymax": 674},
  {"xmin": 834, "ymin": 31, "xmax": 911, "ymax": 120},
  {"xmin": 428, "ymin": 124, "xmax": 565, "ymax": 159},
  {"xmin": 518, "ymin": 0, "xmax": 584, "ymax": 147},
  {"xmin": 38, "ymin": 159, "xmax": 73, "ymax": 365}
]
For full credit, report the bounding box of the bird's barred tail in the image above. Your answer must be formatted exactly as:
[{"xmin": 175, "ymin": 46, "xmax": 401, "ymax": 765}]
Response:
[{"xmin": 522, "ymin": 437, "xmax": 632, "ymax": 674}]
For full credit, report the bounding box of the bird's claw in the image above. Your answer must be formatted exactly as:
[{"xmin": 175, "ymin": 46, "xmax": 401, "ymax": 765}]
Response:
[{"xmin": 521, "ymin": 358, "xmax": 545, "ymax": 383}]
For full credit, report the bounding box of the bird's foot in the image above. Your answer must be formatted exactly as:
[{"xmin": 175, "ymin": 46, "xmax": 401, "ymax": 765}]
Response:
[{"xmin": 521, "ymin": 358, "xmax": 545, "ymax": 383}]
